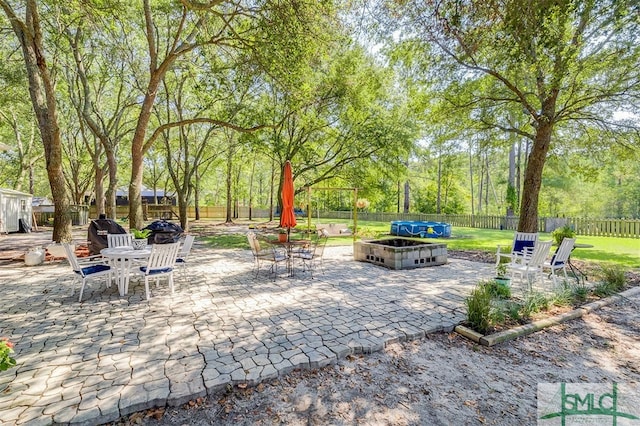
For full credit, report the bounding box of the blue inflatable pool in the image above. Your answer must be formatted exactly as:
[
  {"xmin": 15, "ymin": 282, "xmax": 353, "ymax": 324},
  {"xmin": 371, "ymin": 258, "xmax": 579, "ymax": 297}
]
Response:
[{"xmin": 390, "ymin": 221, "xmax": 452, "ymax": 238}]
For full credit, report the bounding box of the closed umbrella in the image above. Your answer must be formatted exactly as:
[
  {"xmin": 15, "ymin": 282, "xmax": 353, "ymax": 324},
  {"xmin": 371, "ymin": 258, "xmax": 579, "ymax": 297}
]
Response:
[{"xmin": 280, "ymin": 160, "xmax": 297, "ymax": 240}]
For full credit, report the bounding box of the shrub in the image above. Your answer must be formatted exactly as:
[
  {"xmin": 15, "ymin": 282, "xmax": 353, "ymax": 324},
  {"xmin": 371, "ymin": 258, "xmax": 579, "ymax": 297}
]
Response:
[
  {"xmin": 466, "ymin": 283, "xmax": 492, "ymax": 334},
  {"xmin": 551, "ymin": 225, "xmax": 575, "ymax": 245}
]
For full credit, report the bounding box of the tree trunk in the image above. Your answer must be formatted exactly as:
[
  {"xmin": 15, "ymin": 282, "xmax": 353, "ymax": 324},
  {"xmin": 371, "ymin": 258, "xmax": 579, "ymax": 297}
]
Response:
[
  {"xmin": 468, "ymin": 146, "xmax": 475, "ymax": 219},
  {"xmin": 518, "ymin": 121, "xmax": 553, "ymax": 232},
  {"xmin": 403, "ymin": 181, "xmax": 410, "ymax": 213},
  {"xmin": 248, "ymin": 155, "xmax": 256, "ymax": 221},
  {"xmin": 194, "ymin": 167, "xmax": 201, "ymax": 221},
  {"xmin": 1, "ymin": 1, "xmax": 72, "ymax": 242},
  {"xmin": 507, "ymin": 143, "xmax": 516, "ymax": 216},
  {"xmin": 269, "ymin": 159, "xmax": 275, "ymax": 222},
  {"xmin": 436, "ymin": 154, "xmax": 442, "ymax": 214},
  {"xmin": 225, "ymin": 145, "xmax": 233, "ymax": 223},
  {"xmin": 105, "ymin": 146, "xmax": 117, "ymax": 219}
]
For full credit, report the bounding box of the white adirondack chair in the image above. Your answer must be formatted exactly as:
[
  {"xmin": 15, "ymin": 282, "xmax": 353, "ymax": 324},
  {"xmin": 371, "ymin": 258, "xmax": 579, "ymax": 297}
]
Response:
[
  {"xmin": 543, "ymin": 238, "xmax": 576, "ymax": 287},
  {"xmin": 496, "ymin": 232, "xmax": 539, "ymax": 266},
  {"xmin": 508, "ymin": 240, "xmax": 553, "ymax": 290}
]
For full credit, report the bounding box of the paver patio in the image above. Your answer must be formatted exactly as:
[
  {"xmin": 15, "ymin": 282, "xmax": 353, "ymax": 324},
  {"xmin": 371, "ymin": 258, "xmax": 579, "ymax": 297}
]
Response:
[{"xmin": 1, "ymin": 243, "xmax": 494, "ymax": 425}]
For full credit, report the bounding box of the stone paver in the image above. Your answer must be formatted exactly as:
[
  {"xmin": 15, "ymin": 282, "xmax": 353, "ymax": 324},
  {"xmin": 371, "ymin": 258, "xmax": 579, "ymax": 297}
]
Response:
[{"xmin": 0, "ymin": 243, "xmax": 494, "ymax": 425}]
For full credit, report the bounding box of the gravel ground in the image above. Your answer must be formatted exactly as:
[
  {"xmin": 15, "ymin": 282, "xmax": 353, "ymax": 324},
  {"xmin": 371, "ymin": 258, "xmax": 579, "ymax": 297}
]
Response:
[{"xmin": 109, "ymin": 291, "xmax": 640, "ymax": 426}]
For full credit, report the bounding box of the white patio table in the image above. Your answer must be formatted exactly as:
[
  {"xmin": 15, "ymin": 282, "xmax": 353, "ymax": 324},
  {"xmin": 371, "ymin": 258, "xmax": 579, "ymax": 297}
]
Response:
[{"xmin": 100, "ymin": 246, "xmax": 151, "ymax": 296}]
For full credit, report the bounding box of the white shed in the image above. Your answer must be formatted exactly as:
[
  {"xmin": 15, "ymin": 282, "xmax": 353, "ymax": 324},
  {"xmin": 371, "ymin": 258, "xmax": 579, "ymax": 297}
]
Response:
[{"xmin": 0, "ymin": 188, "xmax": 32, "ymax": 233}]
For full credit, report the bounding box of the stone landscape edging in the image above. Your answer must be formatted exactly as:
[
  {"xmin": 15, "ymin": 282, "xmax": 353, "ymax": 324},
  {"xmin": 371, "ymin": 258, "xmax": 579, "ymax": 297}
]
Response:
[{"xmin": 454, "ymin": 285, "xmax": 640, "ymax": 347}]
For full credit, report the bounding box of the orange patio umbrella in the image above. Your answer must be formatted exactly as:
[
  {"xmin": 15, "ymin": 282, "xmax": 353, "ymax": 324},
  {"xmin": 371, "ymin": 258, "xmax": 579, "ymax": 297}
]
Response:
[{"xmin": 280, "ymin": 160, "xmax": 297, "ymax": 240}]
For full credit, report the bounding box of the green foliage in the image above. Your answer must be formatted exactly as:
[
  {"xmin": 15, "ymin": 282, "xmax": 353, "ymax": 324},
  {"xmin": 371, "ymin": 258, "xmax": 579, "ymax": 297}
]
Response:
[
  {"xmin": 0, "ymin": 339, "xmax": 16, "ymax": 371},
  {"xmin": 495, "ymin": 262, "xmax": 508, "ymax": 278},
  {"xmin": 506, "ymin": 184, "xmax": 518, "ymax": 213},
  {"xmin": 597, "ymin": 264, "xmax": 627, "ymax": 292},
  {"xmin": 548, "ymin": 286, "xmax": 573, "ymax": 307},
  {"xmin": 130, "ymin": 228, "xmax": 151, "ymax": 239},
  {"xmin": 519, "ymin": 291, "xmax": 550, "ymax": 319},
  {"xmin": 485, "ymin": 279, "xmax": 511, "ymax": 299},
  {"xmin": 465, "ymin": 282, "xmax": 492, "ymax": 334},
  {"xmin": 551, "ymin": 225, "xmax": 575, "ymax": 246}
]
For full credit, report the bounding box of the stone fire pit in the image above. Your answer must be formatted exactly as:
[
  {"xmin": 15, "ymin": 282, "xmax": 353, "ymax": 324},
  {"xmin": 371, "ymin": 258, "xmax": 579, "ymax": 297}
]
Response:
[{"xmin": 354, "ymin": 238, "xmax": 447, "ymax": 270}]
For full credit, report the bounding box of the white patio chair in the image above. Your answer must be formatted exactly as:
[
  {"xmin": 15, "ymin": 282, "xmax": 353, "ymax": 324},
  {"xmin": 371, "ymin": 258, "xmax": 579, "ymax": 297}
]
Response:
[
  {"xmin": 543, "ymin": 237, "xmax": 576, "ymax": 287},
  {"xmin": 175, "ymin": 234, "xmax": 195, "ymax": 279},
  {"xmin": 496, "ymin": 232, "xmax": 538, "ymax": 266},
  {"xmin": 63, "ymin": 242, "xmax": 112, "ymax": 302},
  {"xmin": 507, "ymin": 240, "xmax": 553, "ymax": 290},
  {"xmin": 138, "ymin": 242, "xmax": 181, "ymax": 300},
  {"xmin": 247, "ymin": 232, "xmax": 287, "ymax": 280},
  {"xmin": 107, "ymin": 233, "xmax": 133, "ymax": 248}
]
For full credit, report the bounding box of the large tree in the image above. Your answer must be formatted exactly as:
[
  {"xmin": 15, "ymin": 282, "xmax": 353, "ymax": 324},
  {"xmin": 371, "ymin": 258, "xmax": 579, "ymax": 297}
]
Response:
[
  {"xmin": 0, "ymin": 0, "xmax": 72, "ymax": 241},
  {"xmin": 388, "ymin": 0, "xmax": 640, "ymax": 231}
]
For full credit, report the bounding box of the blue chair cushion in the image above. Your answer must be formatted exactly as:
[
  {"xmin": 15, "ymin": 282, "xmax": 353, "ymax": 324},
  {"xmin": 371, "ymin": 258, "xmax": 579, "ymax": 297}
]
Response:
[
  {"xmin": 78, "ymin": 264, "xmax": 110, "ymax": 276},
  {"xmin": 139, "ymin": 266, "xmax": 173, "ymax": 275},
  {"xmin": 513, "ymin": 239, "xmax": 535, "ymax": 254},
  {"xmin": 550, "ymin": 247, "xmax": 564, "ymax": 266}
]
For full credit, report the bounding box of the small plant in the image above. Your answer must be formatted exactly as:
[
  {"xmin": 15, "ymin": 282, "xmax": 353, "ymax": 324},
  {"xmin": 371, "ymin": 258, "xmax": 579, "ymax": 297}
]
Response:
[
  {"xmin": 551, "ymin": 225, "xmax": 575, "ymax": 246},
  {"xmin": 592, "ymin": 282, "xmax": 616, "ymax": 298},
  {"xmin": 569, "ymin": 281, "xmax": 590, "ymax": 302},
  {"xmin": 598, "ymin": 264, "xmax": 626, "ymax": 292},
  {"xmin": 548, "ymin": 286, "xmax": 573, "ymax": 307},
  {"xmin": 466, "ymin": 282, "xmax": 492, "ymax": 334},
  {"xmin": 505, "ymin": 301, "xmax": 523, "ymax": 322},
  {"xmin": 485, "ymin": 279, "xmax": 511, "ymax": 299},
  {"xmin": 520, "ymin": 291, "xmax": 550, "ymax": 319},
  {"xmin": 0, "ymin": 338, "xmax": 16, "ymax": 371},
  {"xmin": 495, "ymin": 262, "xmax": 508, "ymax": 278},
  {"xmin": 131, "ymin": 228, "xmax": 152, "ymax": 239},
  {"xmin": 278, "ymin": 228, "xmax": 288, "ymax": 234}
]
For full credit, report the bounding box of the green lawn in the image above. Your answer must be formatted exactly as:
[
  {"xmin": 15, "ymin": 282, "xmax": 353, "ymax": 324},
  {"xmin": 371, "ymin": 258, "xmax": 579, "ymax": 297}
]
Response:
[
  {"xmin": 353, "ymin": 220, "xmax": 640, "ymax": 268},
  {"xmin": 199, "ymin": 218, "xmax": 640, "ymax": 269}
]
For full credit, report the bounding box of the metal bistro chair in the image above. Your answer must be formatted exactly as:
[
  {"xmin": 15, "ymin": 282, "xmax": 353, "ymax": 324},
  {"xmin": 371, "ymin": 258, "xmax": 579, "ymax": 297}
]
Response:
[
  {"xmin": 496, "ymin": 232, "xmax": 539, "ymax": 266},
  {"xmin": 138, "ymin": 242, "xmax": 181, "ymax": 300},
  {"xmin": 543, "ymin": 237, "xmax": 577, "ymax": 288},
  {"xmin": 63, "ymin": 242, "xmax": 112, "ymax": 302},
  {"xmin": 247, "ymin": 232, "xmax": 287, "ymax": 280},
  {"xmin": 293, "ymin": 231, "xmax": 328, "ymax": 279},
  {"xmin": 107, "ymin": 233, "xmax": 133, "ymax": 248}
]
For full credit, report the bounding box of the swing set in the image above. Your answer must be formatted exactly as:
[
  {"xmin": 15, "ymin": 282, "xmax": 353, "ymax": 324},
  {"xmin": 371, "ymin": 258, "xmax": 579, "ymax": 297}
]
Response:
[{"xmin": 303, "ymin": 186, "xmax": 359, "ymax": 242}]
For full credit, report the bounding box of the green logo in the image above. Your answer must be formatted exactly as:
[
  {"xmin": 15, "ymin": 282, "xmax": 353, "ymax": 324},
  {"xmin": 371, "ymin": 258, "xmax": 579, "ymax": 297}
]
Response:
[{"xmin": 539, "ymin": 383, "xmax": 640, "ymax": 425}]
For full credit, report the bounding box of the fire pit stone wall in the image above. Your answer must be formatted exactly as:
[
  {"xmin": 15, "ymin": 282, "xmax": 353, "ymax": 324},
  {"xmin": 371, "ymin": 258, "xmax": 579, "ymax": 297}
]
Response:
[{"xmin": 354, "ymin": 238, "xmax": 447, "ymax": 270}]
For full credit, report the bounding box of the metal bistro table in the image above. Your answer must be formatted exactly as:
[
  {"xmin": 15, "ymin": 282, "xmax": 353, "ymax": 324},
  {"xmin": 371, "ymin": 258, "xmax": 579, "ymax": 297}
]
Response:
[
  {"xmin": 269, "ymin": 238, "xmax": 311, "ymax": 277},
  {"xmin": 568, "ymin": 243, "xmax": 594, "ymax": 284},
  {"xmin": 100, "ymin": 246, "xmax": 152, "ymax": 296}
]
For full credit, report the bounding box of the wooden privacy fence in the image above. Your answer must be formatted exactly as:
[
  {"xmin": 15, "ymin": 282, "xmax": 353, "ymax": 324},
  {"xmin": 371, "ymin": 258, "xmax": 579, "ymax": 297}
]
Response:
[
  {"xmin": 86, "ymin": 205, "xmax": 640, "ymax": 238},
  {"xmin": 323, "ymin": 212, "xmax": 640, "ymax": 239}
]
